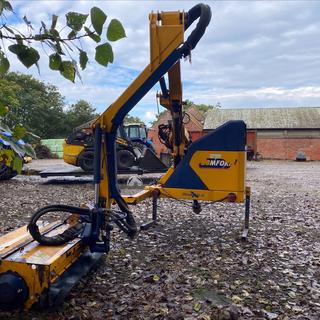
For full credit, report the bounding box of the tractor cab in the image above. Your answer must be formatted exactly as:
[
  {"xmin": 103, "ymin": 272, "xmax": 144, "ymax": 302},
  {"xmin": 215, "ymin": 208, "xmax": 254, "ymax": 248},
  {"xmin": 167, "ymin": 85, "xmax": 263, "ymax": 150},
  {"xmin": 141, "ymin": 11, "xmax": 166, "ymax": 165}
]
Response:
[{"xmin": 124, "ymin": 123, "xmax": 155, "ymax": 154}]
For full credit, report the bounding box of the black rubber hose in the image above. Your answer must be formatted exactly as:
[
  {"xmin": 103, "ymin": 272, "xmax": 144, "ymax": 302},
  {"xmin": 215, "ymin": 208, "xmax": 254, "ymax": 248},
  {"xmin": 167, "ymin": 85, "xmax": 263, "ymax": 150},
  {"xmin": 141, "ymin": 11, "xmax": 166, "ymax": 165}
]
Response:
[
  {"xmin": 159, "ymin": 77, "xmax": 169, "ymax": 98},
  {"xmin": 181, "ymin": 3, "xmax": 212, "ymax": 55},
  {"xmin": 93, "ymin": 123, "xmax": 102, "ymax": 184},
  {"xmin": 28, "ymin": 205, "xmax": 90, "ymax": 246}
]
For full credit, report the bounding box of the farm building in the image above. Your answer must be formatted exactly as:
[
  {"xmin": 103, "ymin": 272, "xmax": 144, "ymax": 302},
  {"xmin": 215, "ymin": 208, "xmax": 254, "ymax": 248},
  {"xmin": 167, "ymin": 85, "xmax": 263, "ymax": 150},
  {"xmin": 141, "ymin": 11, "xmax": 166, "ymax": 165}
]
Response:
[{"xmin": 204, "ymin": 107, "xmax": 320, "ymax": 160}]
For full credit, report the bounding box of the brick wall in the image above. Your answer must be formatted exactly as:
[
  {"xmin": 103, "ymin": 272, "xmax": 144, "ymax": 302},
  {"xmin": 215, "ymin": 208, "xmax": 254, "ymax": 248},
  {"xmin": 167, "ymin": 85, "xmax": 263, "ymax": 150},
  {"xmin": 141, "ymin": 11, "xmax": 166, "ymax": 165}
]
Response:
[
  {"xmin": 190, "ymin": 131, "xmax": 204, "ymax": 142},
  {"xmin": 247, "ymin": 131, "xmax": 257, "ymax": 153},
  {"xmin": 257, "ymin": 138, "xmax": 320, "ymax": 160},
  {"xmin": 203, "ymin": 128, "xmax": 320, "ymax": 160},
  {"xmin": 148, "ymin": 127, "xmax": 169, "ymax": 156},
  {"xmin": 151, "ymin": 131, "xmax": 320, "ymax": 160}
]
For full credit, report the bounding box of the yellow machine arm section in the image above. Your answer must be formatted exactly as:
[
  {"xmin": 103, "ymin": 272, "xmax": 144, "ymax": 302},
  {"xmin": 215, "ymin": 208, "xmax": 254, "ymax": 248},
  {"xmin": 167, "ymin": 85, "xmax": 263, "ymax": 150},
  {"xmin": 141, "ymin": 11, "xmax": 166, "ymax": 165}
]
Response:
[
  {"xmin": 94, "ymin": 11, "xmax": 185, "ymax": 131},
  {"xmin": 90, "ymin": 4, "xmax": 212, "ymax": 239}
]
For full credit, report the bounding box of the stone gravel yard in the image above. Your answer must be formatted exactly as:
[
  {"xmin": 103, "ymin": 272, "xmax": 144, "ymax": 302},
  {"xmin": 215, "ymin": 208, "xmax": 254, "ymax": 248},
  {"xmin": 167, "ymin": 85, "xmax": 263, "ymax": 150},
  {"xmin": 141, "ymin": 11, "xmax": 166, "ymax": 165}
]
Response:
[{"xmin": 0, "ymin": 161, "xmax": 319, "ymax": 319}]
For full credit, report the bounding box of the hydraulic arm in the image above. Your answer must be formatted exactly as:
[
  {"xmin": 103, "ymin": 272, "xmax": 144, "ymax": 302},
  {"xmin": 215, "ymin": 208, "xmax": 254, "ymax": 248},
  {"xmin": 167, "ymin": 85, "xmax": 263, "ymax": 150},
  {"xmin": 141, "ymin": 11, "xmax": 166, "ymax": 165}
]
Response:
[
  {"xmin": 91, "ymin": 4, "xmax": 213, "ymax": 238},
  {"xmin": 0, "ymin": 3, "xmax": 251, "ymax": 311}
]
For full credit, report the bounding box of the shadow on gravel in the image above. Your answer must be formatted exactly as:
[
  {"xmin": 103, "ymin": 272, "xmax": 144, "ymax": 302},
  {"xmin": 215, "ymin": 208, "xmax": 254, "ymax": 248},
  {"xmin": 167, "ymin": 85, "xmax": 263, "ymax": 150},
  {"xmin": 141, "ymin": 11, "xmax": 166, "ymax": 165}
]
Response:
[{"xmin": 42, "ymin": 178, "xmax": 93, "ymax": 185}]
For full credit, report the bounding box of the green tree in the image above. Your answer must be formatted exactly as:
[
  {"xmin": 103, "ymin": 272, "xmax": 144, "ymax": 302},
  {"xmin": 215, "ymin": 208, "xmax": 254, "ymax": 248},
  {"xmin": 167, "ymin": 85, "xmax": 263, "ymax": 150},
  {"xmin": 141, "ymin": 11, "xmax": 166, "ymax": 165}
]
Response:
[
  {"xmin": 0, "ymin": 1, "xmax": 126, "ymax": 82},
  {"xmin": 64, "ymin": 100, "xmax": 98, "ymax": 132},
  {"xmin": 0, "ymin": 77, "xmax": 21, "ymax": 126},
  {"xmin": 124, "ymin": 114, "xmax": 144, "ymax": 124},
  {"xmin": 184, "ymin": 99, "xmax": 218, "ymax": 115},
  {"xmin": 0, "ymin": 73, "xmax": 99, "ymax": 139},
  {"xmin": 0, "ymin": 1, "xmax": 126, "ymax": 176},
  {"xmin": 1, "ymin": 72, "xmax": 66, "ymax": 138}
]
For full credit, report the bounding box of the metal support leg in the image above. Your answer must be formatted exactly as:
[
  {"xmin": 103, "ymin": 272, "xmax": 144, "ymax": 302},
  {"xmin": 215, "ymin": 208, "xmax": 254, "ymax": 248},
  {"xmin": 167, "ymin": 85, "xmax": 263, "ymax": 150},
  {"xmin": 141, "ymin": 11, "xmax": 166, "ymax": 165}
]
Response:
[
  {"xmin": 152, "ymin": 190, "xmax": 158, "ymax": 221},
  {"xmin": 192, "ymin": 200, "xmax": 202, "ymax": 214},
  {"xmin": 241, "ymin": 187, "xmax": 251, "ymax": 240},
  {"xmin": 140, "ymin": 189, "xmax": 160, "ymax": 230}
]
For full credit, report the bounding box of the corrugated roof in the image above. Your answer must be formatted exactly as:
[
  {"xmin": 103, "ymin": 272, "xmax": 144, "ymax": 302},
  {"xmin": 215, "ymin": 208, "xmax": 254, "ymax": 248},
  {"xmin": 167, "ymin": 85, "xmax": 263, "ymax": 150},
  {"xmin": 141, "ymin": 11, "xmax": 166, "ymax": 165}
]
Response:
[
  {"xmin": 186, "ymin": 106, "xmax": 205, "ymax": 123},
  {"xmin": 204, "ymin": 107, "xmax": 320, "ymax": 130}
]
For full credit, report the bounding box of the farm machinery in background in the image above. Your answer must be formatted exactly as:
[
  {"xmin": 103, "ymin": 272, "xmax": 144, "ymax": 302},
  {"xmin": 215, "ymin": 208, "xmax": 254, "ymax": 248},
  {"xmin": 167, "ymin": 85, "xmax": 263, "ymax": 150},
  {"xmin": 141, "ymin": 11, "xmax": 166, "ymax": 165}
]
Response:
[
  {"xmin": 0, "ymin": 4, "xmax": 252, "ymax": 311},
  {"xmin": 124, "ymin": 122, "xmax": 156, "ymax": 155},
  {"xmin": 63, "ymin": 122, "xmax": 166, "ymax": 173}
]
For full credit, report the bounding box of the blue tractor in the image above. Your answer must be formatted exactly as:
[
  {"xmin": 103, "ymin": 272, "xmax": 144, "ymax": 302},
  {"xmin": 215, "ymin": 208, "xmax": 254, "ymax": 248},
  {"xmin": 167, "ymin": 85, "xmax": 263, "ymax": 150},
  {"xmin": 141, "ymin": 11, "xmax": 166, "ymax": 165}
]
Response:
[{"xmin": 124, "ymin": 123, "xmax": 155, "ymax": 157}]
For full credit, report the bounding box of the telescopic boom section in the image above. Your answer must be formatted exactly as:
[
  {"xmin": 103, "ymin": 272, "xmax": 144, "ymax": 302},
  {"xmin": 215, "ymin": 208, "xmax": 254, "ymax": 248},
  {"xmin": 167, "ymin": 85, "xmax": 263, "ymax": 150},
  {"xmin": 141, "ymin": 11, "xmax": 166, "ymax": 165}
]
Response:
[{"xmin": 92, "ymin": 4, "xmax": 212, "ymax": 212}]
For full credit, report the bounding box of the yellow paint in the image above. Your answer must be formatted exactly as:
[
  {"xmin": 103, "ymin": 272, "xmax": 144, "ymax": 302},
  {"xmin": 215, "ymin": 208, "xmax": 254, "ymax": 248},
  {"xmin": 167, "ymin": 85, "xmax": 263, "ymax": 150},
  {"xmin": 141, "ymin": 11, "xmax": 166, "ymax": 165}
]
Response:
[
  {"xmin": 142, "ymin": 151, "xmax": 246, "ymax": 203},
  {"xmin": 189, "ymin": 151, "xmax": 246, "ymax": 192},
  {"xmin": 93, "ymin": 10, "xmax": 185, "ymax": 208},
  {"xmin": 158, "ymin": 166, "xmax": 174, "ymax": 184},
  {"xmin": 62, "ymin": 143, "xmax": 84, "ymax": 166},
  {"xmin": 0, "ymin": 223, "xmax": 84, "ymax": 310},
  {"xmin": 117, "ymin": 137, "xmax": 129, "ymax": 146},
  {"xmin": 156, "ymin": 187, "xmax": 244, "ymax": 203},
  {"xmin": 0, "ymin": 222, "xmax": 59, "ymax": 257},
  {"xmin": 99, "ymin": 136, "xmax": 111, "ymax": 204},
  {"xmin": 122, "ymin": 190, "xmax": 152, "ymax": 204},
  {"xmin": 0, "ymin": 260, "xmax": 50, "ymax": 309}
]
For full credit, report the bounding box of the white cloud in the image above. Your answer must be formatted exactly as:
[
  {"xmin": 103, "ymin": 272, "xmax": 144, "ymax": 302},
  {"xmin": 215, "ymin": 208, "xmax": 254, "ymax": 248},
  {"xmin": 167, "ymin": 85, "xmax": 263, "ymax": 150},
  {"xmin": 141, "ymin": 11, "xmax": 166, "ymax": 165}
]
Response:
[
  {"xmin": 188, "ymin": 86, "xmax": 320, "ymax": 108},
  {"xmin": 145, "ymin": 110, "xmax": 156, "ymax": 120},
  {"xmin": 3, "ymin": 0, "xmax": 320, "ymax": 123}
]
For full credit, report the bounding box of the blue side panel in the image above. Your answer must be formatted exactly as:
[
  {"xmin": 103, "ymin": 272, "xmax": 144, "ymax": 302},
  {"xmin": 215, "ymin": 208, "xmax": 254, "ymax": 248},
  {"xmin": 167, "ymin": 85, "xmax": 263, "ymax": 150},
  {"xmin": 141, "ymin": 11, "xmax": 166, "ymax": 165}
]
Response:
[
  {"xmin": 165, "ymin": 162, "xmax": 208, "ymax": 189},
  {"xmin": 163, "ymin": 120, "xmax": 246, "ymax": 189},
  {"xmin": 188, "ymin": 120, "xmax": 246, "ymax": 153}
]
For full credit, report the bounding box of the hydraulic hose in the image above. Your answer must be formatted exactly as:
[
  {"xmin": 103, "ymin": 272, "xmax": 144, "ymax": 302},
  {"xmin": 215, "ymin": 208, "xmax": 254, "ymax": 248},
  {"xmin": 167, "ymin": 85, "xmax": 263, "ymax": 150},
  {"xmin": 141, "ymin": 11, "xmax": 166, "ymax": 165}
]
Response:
[
  {"xmin": 28, "ymin": 205, "xmax": 90, "ymax": 246},
  {"xmin": 181, "ymin": 3, "xmax": 212, "ymax": 56},
  {"xmin": 28, "ymin": 204, "xmax": 137, "ymax": 246}
]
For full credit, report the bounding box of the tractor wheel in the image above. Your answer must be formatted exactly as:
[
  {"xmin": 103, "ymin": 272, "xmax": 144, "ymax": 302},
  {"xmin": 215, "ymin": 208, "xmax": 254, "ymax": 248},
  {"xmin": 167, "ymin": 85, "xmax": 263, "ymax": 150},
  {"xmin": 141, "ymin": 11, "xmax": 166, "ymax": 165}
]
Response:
[
  {"xmin": 255, "ymin": 152, "xmax": 263, "ymax": 162},
  {"xmin": 117, "ymin": 149, "xmax": 135, "ymax": 169},
  {"xmin": 0, "ymin": 164, "xmax": 17, "ymax": 181},
  {"xmin": 78, "ymin": 150, "xmax": 94, "ymax": 172}
]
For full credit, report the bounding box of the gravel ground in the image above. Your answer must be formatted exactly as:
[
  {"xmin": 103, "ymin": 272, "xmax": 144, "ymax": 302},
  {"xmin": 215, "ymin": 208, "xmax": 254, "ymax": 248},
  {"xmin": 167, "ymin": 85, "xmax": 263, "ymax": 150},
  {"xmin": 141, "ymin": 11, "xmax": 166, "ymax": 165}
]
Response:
[{"xmin": 0, "ymin": 161, "xmax": 319, "ymax": 320}]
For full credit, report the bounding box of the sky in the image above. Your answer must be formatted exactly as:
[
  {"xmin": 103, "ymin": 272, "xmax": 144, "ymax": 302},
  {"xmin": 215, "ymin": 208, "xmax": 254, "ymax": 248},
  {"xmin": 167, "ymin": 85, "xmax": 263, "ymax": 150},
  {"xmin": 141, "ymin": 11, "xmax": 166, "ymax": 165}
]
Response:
[{"xmin": 3, "ymin": 0, "xmax": 320, "ymax": 123}]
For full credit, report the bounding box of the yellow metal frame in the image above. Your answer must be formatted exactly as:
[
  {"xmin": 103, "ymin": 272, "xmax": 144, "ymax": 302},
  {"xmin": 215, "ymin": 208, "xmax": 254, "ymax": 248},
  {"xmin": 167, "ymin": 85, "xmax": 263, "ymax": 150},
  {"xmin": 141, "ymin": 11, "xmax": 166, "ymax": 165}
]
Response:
[
  {"xmin": 125, "ymin": 150, "xmax": 246, "ymax": 204},
  {"xmin": 93, "ymin": 10, "xmax": 185, "ymax": 206},
  {"xmin": 0, "ymin": 223, "xmax": 83, "ymax": 309},
  {"xmin": 91, "ymin": 8, "xmax": 247, "ymax": 209}
]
